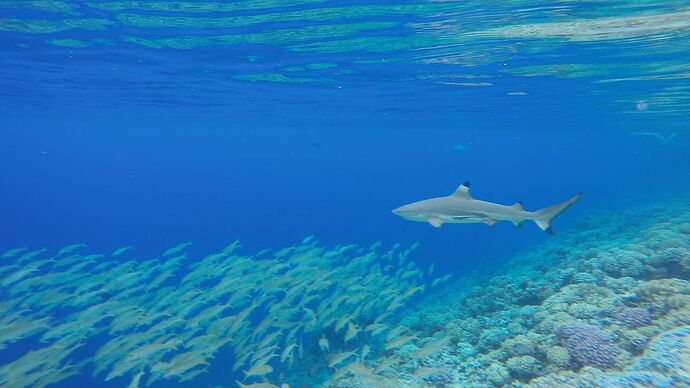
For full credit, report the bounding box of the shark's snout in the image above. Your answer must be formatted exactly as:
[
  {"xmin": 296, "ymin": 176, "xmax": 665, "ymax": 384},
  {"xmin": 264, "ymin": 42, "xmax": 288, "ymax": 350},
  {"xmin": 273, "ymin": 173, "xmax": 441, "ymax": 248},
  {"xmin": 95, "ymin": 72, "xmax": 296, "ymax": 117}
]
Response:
[
  {"xmin": 392, "ymin": 205, "xmax": 410, "ymax": 216},
  {"xmin": 392, "ymin": 205, "xmax": 422, "ymax": 221}
]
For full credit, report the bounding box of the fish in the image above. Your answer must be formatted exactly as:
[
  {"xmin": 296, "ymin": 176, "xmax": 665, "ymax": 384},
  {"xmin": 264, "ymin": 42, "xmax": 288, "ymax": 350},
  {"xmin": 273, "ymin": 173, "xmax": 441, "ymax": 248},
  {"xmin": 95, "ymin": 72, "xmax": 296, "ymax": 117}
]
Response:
[
  {"xmin": 233, "ymin": 351, "xmax": 253, "ymax": 372},
  {"xmin": 17, "ymin": 248, "xmax": 48, "ymax": 263},
  {"xmin": 179, "ymin": 368, "xmax": 208, "ymax": 382},
  {"xmin": 361, "ymin": 344, "xmax": 370, "ymax": 361},
  {"xmin": 127, "ymin": 370, "xmax": 144, "ymax": 388},
  {"xmin": 386, "ymin": 325, "xmax": 408, "ymax": 341},
  {"xmin": 401, "ymin": 285, "xmax": 424, "ymax": 299},
  {"xmin": 253, "ymin": 352, "xmax": 278, "ymax": 369},
  {"xmin": 432, "ymin": 274, "xmax": 452, "ymax": 288},
  {"xmin": 334, "ymin": 314, "xmax": 352, "ymax": 332},
  {"xmin": 1, "ymin": 247, "xmax": 28, "ymax": 258},
  {"xmin": 0, "ymin": 237, "xmax": 435, "ymax": 387},
  {"xmin": 629, "ymin": 131, "xmax": 678, "ymax": 145},
  {"xmin": 222, "ymin": 240, "xmax": 241, "ymax": 255},
  {"xmin": 236, "ymin": 381, "xmax": 279, "ymax": 388},
  {"xmin": 280, "ymin": 344, "xmax": 297, "ymax": 363},
  {"xmin": 344, "ymin": 322, "xmax": 360, "ymax": 343},
  {"xmin": 256, "ymin": 331, "xmax": 282, "ymax": 350},
  {"xmin": 327, "ymin": 350, "xmax": 357, "ymax": 368},
  {"xmin": 374, "ymin": 356, "xmax": 400, "ymax": 374},
  {"xmin": 318, "ymin": 335, "xmax": 330, "ymax": 352},
  {"xmin": 413, "ymin": 367, "xmax": 447, "ymax": 378},
  {"xmin": 57, "ymin": 243, "xmax": 87, "ymax": 256},
  {"xmin": 412, "ymin": 336, "xmax": 449, "ymax": 359},
  {"xmin": 243, "ymin": 363, "xmax": 274, "ymax": 379},
  {"xmin": 330, "ymin": 361, "xmax": 357, "ymax": 381},
  {"xmin": 162, "ymin": 242, "xmax": 192, "ymax": 257},
  {"xmin": 365, "ymin": 322, "xmax": 386, "ymax": 332},
  {"xmin": 392, "ymin": 182, "xmax": 581, "ymax": 234},
  {"xmin": 111, "ymin": 246, "xmax": 132, "ymax": 257},
  {"xmin": 385, "ymin": 335, "xmax": 418, "ymax": 350},
  {"xmin": 451, "ymin": 144, "xmax": 467, "ymax": 153},
  {"xmin": 346, "ymin": 362, "xmax": 380, "ymax": 385}
]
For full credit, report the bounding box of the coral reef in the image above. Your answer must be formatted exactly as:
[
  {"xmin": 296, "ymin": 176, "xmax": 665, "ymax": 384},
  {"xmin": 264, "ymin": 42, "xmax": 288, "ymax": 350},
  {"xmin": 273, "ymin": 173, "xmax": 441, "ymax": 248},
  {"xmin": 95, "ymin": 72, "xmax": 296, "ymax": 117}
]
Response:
[
  {"xmin": 555, "ymin": 322, "xmax": 622, "ymax": 369},
  {"xmin": 615, "ymin": 307, "xmax": 653, "ymax": 328},
  {"xmin": 2, "ymin": 198, "xmax": 689, "ymax": 387},
  {"xmin": 506, "ymin": 355, "xmax": 541, "ymax": 379},
  {"xmin": 633, "ymin": 325, "xmax": 690, "ymax": 385},
  {"xmin": 332, "ymin": 199, "xmax": 690, "ymax": 387}
]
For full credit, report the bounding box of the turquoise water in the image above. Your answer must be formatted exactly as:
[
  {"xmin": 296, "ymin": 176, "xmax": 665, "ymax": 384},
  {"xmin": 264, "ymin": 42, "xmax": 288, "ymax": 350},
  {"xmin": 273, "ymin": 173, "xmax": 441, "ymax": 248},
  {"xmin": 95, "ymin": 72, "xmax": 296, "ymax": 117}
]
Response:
[{"xmin": 1, "ymin": 1, "xmax": 689, "ymax": 387}]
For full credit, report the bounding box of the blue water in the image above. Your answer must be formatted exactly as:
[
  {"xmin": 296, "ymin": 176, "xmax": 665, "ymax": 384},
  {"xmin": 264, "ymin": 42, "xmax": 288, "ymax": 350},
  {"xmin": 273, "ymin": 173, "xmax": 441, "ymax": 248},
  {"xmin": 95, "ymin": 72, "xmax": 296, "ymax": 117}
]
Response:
[
  {"xmin": 1, "ymin": 1, "xmax": 689, "ymax": 387},
  {"xmin": 2, "ymin": 107, "xmax": 687, "ymax": 273}
]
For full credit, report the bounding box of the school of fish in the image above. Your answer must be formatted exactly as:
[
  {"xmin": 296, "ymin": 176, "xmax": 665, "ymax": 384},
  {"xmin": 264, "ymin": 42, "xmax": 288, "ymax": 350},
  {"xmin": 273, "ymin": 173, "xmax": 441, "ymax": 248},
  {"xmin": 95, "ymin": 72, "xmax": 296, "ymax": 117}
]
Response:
[{"xmin": 0, "ymin": 237, "xmax": 451, "ymax": 387}]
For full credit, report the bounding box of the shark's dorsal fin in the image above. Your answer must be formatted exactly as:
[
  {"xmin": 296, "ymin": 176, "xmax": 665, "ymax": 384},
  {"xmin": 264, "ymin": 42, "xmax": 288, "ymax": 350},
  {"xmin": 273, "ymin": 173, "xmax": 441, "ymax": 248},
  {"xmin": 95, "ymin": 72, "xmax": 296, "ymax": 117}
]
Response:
[
  {"xmin": 451, "ymin": 182, "xmax": 472, "ymax": 199},
  {"xmin": 512, "ymin": 202, "xmax": 524, "ymax": 211}
]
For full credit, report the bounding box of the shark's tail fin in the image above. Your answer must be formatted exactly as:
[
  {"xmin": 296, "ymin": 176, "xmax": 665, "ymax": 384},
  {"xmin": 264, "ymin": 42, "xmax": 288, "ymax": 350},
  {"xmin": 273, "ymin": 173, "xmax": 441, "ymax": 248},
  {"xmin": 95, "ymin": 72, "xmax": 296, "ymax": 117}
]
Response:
[{"xmin": 532, "ymin": 193, "xmax": 582, "ymax": 234}]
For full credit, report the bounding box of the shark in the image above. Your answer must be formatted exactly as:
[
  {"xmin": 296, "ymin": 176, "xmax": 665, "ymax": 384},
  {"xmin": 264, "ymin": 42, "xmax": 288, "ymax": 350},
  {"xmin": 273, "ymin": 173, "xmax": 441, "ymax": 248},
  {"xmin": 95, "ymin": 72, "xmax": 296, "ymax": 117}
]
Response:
[{"xmin": 392, "ymin": 182, "xmax": 581, "ymax": 234}]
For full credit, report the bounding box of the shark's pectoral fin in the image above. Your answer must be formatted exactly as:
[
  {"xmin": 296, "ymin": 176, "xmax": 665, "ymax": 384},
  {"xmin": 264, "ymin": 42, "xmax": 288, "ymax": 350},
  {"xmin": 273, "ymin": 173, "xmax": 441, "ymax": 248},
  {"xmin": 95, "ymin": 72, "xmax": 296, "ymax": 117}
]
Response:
[
  {"xmin": 482, "ymin": 218, "xmax": 498, "ymax": 226},
  {"xmin": 428, "ymin": 217, "xmax": 444, "ymax": 228}
]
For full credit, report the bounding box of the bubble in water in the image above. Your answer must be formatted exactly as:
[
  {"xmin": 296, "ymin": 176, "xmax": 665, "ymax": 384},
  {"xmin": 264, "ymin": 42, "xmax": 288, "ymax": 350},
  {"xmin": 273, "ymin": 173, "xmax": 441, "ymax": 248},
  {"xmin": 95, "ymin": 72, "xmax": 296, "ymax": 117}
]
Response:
[{"xmin": 636, "ymin": 101, "xmax": 649, "ymax": 111}]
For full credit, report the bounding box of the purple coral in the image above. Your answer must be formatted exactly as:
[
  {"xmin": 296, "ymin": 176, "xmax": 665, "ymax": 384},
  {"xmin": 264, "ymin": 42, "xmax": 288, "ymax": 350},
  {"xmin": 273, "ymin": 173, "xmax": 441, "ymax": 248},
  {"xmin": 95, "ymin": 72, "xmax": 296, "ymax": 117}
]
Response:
[
  {"xmin": 555, "ymin": 323, "xmax": 622, "ymax": 369},
  {"xmin": 615, "ymin": 307, "xmax": 652, "ymax": 328}
]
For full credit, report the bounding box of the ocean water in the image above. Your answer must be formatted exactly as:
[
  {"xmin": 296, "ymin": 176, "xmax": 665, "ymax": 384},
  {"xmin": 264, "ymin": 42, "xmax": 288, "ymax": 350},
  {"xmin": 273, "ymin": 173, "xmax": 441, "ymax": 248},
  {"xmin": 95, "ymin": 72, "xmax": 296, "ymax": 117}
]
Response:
[{"xmin": 1, "ymin": 1, "xmax": 689, "ymax": 387}]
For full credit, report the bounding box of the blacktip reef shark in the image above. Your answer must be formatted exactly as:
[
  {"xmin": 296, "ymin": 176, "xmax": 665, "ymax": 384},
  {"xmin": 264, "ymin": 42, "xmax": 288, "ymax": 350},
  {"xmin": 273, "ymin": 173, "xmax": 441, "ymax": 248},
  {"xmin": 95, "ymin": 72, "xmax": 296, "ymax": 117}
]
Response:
[{"xmin": 393, "ymin": 182, "xmax": 581, "ymax": 234}]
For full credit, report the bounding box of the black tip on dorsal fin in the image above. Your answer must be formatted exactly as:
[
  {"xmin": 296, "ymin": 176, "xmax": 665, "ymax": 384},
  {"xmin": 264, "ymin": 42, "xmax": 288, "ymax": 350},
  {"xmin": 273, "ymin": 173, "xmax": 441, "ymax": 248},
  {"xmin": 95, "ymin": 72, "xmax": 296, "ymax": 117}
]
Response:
[
  {"xmin": 463, "ymin": 181, "xmax": 471, "ymax": 187},
  {"xmin": 546, "ymin": 227, "xmax": 554, "ymax": 235}
]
